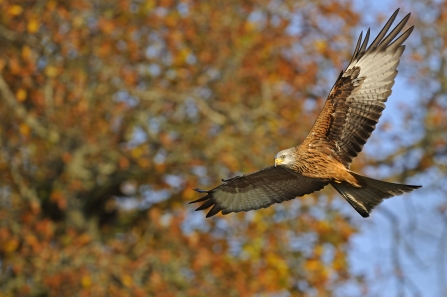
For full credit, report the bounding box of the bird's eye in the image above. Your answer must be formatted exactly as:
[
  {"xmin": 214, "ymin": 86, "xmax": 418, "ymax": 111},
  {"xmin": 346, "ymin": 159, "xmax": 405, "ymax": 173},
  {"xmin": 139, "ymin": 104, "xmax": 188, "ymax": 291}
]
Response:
[{"xmin": 281, "ymin": 155, "xmax": 286, "ymax": 159}]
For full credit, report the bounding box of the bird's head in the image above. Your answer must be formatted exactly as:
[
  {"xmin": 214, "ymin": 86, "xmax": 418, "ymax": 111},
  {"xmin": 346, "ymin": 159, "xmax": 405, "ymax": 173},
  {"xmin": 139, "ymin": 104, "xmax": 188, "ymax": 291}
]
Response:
[{"xmin": 274, "ymin": 148, "xmax": 296, "ymax": 167}]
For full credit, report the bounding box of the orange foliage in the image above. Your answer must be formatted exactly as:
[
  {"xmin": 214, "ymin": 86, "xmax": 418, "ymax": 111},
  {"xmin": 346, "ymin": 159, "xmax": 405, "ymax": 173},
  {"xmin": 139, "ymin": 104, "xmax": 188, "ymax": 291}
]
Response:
[{"xmin": 0, "ymin": 0, "xmax": 377, "ymax": 296}]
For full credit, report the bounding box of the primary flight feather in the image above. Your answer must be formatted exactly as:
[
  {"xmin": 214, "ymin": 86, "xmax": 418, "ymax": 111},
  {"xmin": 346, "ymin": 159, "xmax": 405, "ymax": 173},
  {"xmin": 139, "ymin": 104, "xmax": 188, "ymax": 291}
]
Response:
[{"xmin": 191, "ymin": 9, "xmax": 421, "ymax": 218}]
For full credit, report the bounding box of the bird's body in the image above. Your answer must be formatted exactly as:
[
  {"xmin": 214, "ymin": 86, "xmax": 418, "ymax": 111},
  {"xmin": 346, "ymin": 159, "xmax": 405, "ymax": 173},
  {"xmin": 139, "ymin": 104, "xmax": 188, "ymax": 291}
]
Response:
[
  {"xmin": 191, "ymin": 9, "xmax": 421, "ymax": 218},
  {"xmin": 284, "ymin": 146, "xmax": 354, "ymax": 185}
]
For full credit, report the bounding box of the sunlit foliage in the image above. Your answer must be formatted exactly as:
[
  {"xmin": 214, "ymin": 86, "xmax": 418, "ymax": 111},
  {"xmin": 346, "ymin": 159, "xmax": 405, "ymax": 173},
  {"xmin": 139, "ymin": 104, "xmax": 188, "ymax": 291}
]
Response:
[{"xmin": 0, "ymin": 0, "xmax": 441, "ymax": 296}]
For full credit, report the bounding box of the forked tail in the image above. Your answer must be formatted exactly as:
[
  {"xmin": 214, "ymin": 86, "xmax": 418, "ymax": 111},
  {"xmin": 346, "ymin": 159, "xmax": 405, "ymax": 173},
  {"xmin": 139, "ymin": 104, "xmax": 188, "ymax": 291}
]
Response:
[{"xmin": 331, "ymin": 172, "xmax": 421, "ymax": 217}]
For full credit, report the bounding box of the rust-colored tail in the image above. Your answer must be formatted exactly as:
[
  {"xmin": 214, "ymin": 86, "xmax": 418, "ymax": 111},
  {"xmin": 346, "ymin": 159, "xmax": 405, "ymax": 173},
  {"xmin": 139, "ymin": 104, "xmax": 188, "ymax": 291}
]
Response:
[{"xmin": 331, "ymin": 172, "xmax": 421, "ymax": 217}]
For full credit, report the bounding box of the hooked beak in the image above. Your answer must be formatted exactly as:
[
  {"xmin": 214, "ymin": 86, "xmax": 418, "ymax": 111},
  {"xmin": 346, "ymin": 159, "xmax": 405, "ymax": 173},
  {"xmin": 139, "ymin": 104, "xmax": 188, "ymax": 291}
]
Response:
[{"xmin": 275, "ymin": 158, "xmax": 283, "ymax": 167}]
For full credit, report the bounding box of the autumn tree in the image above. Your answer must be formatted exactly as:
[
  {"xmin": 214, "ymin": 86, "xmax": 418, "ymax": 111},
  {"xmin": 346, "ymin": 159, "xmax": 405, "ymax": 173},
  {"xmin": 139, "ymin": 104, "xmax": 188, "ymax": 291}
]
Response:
[{"xmin": 0, "ymin": 0, "xmax": 442, "ymax": 296}]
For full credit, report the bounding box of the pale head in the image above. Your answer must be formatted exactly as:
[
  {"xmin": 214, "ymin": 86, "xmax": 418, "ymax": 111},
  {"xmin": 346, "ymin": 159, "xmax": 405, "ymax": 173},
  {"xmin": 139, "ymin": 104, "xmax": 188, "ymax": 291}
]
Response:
[{"xmin": 274, "ymin": 148, "xmax": 296, "ymax": 167}]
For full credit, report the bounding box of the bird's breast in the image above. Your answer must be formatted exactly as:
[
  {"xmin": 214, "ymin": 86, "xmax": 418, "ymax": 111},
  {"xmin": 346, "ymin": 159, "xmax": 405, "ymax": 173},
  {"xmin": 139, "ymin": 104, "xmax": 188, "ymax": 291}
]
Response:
[{"xmin": 293, "ymin": 146, "xmax": 348, "ymax": 181}]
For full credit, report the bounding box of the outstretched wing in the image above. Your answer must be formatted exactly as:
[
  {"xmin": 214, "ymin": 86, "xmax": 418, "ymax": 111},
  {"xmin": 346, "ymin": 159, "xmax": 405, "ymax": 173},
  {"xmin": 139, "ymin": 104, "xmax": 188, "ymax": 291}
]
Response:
[
  {"xmin": 303, "ymin": 9, "xmax": 414, "ymax": 167},
  {"xmin": 190, "ymin": 166, "xmax": 328, "ymax": 217}
]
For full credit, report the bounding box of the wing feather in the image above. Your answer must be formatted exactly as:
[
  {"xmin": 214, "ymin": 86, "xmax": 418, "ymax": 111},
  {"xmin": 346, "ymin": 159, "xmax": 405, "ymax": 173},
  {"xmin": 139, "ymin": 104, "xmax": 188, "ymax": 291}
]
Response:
[
  {"xmin": 190, "ymin": 166, "xmax": 328, "ymax": 217},
  {"xmin": 358, "ymin": 29, "xmax": 370, "ymax": 54},
  {"xmin": 303, "ymin": 9, "xmax": 413, "ymax": 167},
  {"xmin": 364, "ymin": 9, "xmax": 400, "ymax": 53}
]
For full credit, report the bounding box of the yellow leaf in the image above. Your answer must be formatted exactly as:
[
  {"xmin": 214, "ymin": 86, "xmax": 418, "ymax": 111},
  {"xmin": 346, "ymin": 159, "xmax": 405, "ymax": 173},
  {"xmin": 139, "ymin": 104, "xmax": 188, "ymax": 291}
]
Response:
[
  {"xmin": 27, "ymin": 19, "xmax": 39, "ymax": 33},
  {"xmin": 316, "ymin": 220, "xmax": 330, "ymax": 234},
  {"xmin": 266, "ymin": 253, "xmax": 289, "ymax": 278},
  {"xmin": 304, "ymin": 259, "xmax": 320, "ymax": 272},
  {"xmin": 19, "ymin": 123, "xmax": 30, "ymax": 136},
  {"xmin": 314, "ymin": 244, "xmax": 324, "ymax": 257},
  {"xmin": 3, "ymin": 238, "xmax": 19, "ymax": 253},
  {"xmin": 315, "ymin": 40, "xmax": 326, "ymax": 53},
  {"xmin": 182, "ymin": 188, "xmax": 195, "ymax": 200},
  {"xmin": 144, "ymin": 0, "xmax": 155, "ymax": 11},
  {"xmin": 8, "ymin": 5, "xmax": 23, "ymax": 16},
  {"xmin": 244, "ymin": 21, "xmax": 257, "ymax": 32},
  {"xmin": 73, "ymin": 16, "xmax": 84, "ymax": 28},
  {"xmin": 45, "ymin": 66, "xmax": 58, "ymax": 78},
  {"xmin": 176, "ymin": 48, "xmax": 190, "ymax": 64},
  {"xmin": 121, "ymin": 274, "xmax": 133, "ymax": 287},
  {"xmin": 333, "ymin": 250, "xmax": 347, "ymax": 271},
  {"xmin": 22, "ymin": 46, "xmax": 32, "ymax": 60},
  {"xmin": 130, "ymin": 146, "xmax": 145, "ymax": 159},
  {"xmin": 81, "ymin": 275, "xmax": 92, "ymax": 288},
  {"xmin": 16, "ymin": 89, "xmax": 27, "ymax": 102},
  {"xmin": 138, "ymin": 158, "xmax": 151, "ymax": 169}
]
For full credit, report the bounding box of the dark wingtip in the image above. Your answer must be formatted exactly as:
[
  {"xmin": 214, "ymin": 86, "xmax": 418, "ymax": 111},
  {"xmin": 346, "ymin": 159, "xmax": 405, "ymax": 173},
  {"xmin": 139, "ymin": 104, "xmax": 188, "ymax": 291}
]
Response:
[
  {"xmin": 221, "ymin": 175, "xmax": 240, "ymax": 182},
  {"xmin": 195, "ymin": 198, "xmax": 214, "ymax": 211},
  {"xmin": 189, "ymin": 190, "xmax": 211, "ymax": 204},
  {"xmin": 361, "ymin": 212, "xmax": 370, "ymax": 218},
  {"xmin": 193, "ymin": 188, "xmax": 209, "ymax": 193},
  {"xmin": 403, "ymin": 184, "xmax": 422, "ymax": 190},
  {"xmin": 206, "ymin": 204, "xmax": 221, "ymax": 218},
  {"xmin": 189, "ymin": 195, "xmax": 209, "ymax": 204}
]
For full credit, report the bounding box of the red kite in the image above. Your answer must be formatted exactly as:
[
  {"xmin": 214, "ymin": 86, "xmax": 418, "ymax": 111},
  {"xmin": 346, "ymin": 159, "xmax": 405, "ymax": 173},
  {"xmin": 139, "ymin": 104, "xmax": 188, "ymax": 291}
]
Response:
[{"xmin": 191, "ymin": 9, "xmax": 421, "ymax": 218}]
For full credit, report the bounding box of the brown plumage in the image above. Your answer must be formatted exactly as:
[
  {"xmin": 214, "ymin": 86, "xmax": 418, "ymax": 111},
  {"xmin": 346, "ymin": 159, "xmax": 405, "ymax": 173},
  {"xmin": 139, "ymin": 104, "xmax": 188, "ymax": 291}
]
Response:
[{"xmin": 191, "ymin": 9, "xmax": 421, "ymax": 218}]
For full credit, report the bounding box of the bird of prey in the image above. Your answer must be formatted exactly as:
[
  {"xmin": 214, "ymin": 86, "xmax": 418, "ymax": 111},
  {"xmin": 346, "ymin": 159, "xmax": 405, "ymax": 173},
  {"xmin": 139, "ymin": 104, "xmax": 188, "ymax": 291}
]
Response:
[{"xmin": 190, "ymin": 9, "xmax": 421, "ymax": 218}]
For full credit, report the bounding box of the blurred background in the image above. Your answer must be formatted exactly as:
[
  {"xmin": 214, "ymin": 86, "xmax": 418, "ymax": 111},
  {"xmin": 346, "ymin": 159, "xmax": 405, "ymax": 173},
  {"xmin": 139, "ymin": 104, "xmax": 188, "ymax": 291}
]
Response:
[{"xmin": 0, "ymin": 0, "xmax": 445, "ymax": 296}]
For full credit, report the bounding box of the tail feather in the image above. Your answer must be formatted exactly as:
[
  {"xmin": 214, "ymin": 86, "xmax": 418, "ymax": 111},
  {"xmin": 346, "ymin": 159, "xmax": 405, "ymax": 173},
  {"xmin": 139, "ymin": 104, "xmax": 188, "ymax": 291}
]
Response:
[{"xmin": 331, "ymin": 172, "xmax": 421, "ymax": 218}]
